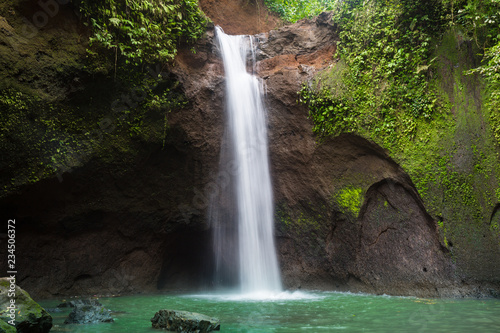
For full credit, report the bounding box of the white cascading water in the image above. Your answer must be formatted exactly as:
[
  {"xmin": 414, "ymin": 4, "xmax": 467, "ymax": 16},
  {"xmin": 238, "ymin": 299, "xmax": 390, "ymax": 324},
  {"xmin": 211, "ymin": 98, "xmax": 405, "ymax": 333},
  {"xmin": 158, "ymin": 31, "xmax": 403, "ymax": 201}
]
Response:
[{"xmin": 215, "ymin": 26, "xmax": 282, "ymax": 294}]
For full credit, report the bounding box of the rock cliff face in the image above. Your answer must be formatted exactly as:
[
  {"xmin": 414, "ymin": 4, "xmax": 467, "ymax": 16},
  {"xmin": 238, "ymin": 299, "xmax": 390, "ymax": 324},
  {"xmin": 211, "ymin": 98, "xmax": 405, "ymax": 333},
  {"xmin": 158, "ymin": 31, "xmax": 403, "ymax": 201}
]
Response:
[
  {"xmin": 0, "ymin": 1, "xmax": 498, "ymax": 298},
  {"xmin": 168, "ymin": 13, "xmax": 467, "ymax": 297},
  {"xmin": 198, "ymin": 0, "xmax": 281, "ymax": 35}
]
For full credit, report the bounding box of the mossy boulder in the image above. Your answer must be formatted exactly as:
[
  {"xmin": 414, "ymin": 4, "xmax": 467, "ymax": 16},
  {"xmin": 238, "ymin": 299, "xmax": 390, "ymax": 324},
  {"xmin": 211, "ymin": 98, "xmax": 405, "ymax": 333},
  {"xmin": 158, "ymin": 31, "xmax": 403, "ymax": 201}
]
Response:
[
  {"xmin": 0, "ymin": 319, "xmax": 16, "ymax": 333},
  {"xmin": 151, "ymin": 309, "xmax": 220, "ymax": 332},
  {"xmin": 0, "ymin": 277, "xmax": 52, "ymax": 333}
]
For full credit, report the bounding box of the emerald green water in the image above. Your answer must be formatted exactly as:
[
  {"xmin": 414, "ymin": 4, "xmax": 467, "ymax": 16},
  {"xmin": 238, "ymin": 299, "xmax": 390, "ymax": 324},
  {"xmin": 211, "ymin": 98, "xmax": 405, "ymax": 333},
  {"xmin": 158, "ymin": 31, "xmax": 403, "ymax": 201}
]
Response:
[{"xmin": 41, "ymin": 291, "xmax": 500, "ymax": 332}]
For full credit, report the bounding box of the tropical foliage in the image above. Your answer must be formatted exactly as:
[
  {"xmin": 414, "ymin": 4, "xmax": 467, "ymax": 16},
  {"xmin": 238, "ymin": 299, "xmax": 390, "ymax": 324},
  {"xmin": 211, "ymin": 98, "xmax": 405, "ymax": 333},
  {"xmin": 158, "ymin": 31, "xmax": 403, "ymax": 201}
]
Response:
[
  {"xmin": 73, "ymin": 0, "xmax": 208, "ymax": 65},
  {"xmin": 454, "ymin": 0, "xmax": 500, "ymax": 144},
  {"xmin": 297, "ymin": 0, "xmax": 445, "ymax": 147},
  {"xmin": 265, "ymin": 0, "xmax": 500, "ymax": 238},
  {"xmin": 265, "ymin": 0, "xmax": 500, "ymax": 146},
  {"xmin": 264, "ymin": 0, "xmax": 336, "ymax": 22}
]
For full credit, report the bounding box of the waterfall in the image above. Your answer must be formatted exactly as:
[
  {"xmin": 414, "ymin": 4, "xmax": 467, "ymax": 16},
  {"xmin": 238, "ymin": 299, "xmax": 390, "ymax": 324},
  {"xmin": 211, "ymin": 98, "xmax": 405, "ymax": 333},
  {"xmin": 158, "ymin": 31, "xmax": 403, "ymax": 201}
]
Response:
[{"xmin": 212, "ymin": 26, "xmax": 282, "ymax": 294}]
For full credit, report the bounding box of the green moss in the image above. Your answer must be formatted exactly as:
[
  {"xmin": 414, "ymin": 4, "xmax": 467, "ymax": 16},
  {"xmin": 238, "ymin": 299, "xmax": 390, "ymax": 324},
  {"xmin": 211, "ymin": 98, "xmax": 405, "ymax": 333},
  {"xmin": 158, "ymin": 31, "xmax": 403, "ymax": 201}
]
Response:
[
  {"xmin": 0, "ymin": 0, "xmax": 196, "ymax": 196},
  {"xmin": 0, "ymin": 280, "xmax": 50, "ymax": 326},
  {"xmin": 1, "ymin": 63, "xmax": 187, "ymax": 195},
  {"xmin": 294, "ymin": 212, "xmax": 321, "ymax": 231},
  {"xmin": 387, "ymin": 29, "xmax": 500, "ymax": 249},
  {"xmin": 275, "ymin": 202, "xmax": 326, "ymax": 237},
  {"xmin": 0, "ymin": 319, "xmax": 16, "ymax": 332},
  {"xmin": 300, "ymin": 0, "xmax": 445, "ymax": 147},
  {"xmin": 334, "ymin": 186, "xmax": 364, "ymax": 217}
]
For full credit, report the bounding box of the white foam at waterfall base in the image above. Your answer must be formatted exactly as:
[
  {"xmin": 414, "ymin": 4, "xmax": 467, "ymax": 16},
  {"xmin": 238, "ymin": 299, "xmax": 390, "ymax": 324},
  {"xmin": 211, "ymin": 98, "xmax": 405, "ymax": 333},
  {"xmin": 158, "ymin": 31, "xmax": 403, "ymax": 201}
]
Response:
[
  {"xmin": 185, "ymin": 290, "xmax": 325, "ymax": 302},
  {"xmin": 214, "ymin": 26, "xmax": 282, "ymax": 295}
]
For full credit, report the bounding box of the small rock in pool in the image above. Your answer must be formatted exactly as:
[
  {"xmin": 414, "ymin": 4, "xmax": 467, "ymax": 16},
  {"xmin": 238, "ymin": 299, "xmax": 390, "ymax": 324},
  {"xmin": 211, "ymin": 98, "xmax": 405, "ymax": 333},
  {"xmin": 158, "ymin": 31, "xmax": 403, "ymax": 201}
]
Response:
[
  {"xmin": 151, "ymin": 309, "xmax": 220, "ymax": 332},
  {"xmin": 64, "ymin": 303, "xmax": 113, "ymax": 324},
  {"xmin": 57, "ymin": 299, "xmax": 103, "ymax": 308}
]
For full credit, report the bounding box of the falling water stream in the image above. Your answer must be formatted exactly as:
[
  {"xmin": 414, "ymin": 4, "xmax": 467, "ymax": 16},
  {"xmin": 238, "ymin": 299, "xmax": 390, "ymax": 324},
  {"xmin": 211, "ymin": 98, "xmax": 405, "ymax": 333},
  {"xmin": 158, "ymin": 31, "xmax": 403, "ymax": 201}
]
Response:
[{"xmin": 214, "ymin": 26, "xmax": 282, "ymax": 294}]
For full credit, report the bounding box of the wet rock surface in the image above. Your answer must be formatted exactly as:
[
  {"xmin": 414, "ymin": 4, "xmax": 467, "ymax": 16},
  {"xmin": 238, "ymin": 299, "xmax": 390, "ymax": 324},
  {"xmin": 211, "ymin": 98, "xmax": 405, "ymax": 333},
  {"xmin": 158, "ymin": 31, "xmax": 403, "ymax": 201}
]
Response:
[
  {"xmin": 151, "ymin": 309, "xmax": 220, "ymax": 332},
  {"xmin": 199, "ymin": 0, "xmax": 281, "ymax": 35},
  {"xmin": 63, "ymin": 299, "xmax": 113, "ymax": 324},
  {"xmin": 0, "ymin": 319, "xmax": 16, "ymax": 333},
  {"xmin": 57, "ymin": 299, "xmax": 102, "ymax": 308},
  {"xmin": 0, "ymin": 278, "xmax": 52, "ymax": 333}
]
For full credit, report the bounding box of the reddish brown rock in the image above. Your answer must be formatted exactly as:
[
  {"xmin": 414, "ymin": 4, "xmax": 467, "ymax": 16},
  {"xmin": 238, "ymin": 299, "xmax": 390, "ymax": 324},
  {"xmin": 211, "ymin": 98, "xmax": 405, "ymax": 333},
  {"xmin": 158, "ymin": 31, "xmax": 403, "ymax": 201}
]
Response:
[{"xmin": 199, "ymin": 0, "xmax": 281, "ymax": 35}]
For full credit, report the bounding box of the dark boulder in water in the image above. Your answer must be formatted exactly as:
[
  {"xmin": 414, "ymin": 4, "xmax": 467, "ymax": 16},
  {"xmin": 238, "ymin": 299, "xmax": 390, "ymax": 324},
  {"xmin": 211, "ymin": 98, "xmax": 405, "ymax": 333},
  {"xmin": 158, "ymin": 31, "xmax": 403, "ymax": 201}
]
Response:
[
  {"xmin": 64, "ymin": 299, "xmax": 113, "ymax": 324},
  {"xmin": 151, "ymin": 309, "xmax": 220, "ymax": 332},
  {"xmin": 57, "ymin": 298, "xmax": 103, "ymax": 308}
]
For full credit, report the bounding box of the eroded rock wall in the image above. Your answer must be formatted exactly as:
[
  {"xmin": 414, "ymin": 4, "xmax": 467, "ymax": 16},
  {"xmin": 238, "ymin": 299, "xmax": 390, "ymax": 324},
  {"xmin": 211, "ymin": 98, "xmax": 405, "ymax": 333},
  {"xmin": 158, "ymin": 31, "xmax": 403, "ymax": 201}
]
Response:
[
  {"xmin": 199, "ymin": 0, "xmax": 281, "ymax": 35},
  {"xmin": 169, "ymin": 14, "xmax": 465, "ymax": 296}
]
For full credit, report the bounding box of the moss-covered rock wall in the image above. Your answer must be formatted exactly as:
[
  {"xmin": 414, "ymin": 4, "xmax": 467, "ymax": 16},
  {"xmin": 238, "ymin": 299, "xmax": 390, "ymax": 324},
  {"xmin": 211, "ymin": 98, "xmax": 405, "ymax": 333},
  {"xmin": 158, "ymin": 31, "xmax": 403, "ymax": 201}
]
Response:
[{"xmin": 402, "ymin": 28, "xmax": 500, "ymax": 284}]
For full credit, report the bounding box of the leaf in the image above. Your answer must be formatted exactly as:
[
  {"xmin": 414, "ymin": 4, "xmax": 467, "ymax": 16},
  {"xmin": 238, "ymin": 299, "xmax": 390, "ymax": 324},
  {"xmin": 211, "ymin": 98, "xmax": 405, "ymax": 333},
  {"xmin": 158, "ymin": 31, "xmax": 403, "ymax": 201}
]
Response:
[
  {"xmin": 410, "ymin": 18, "xmax": 417, "ymax": 31},
  {"xmin": 109, "ymin": 17, "xmax": 120, "ymax": 26}
]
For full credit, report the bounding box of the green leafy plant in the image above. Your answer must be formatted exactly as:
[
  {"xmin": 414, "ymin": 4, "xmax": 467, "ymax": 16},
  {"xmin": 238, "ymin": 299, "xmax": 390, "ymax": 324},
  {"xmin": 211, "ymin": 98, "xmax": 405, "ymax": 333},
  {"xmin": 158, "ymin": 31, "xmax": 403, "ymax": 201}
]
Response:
[
  {"xmin": 74, "ymin": 0, "xmax": 208, "ymax": 65},
  {"xmin": 439, "ymin": 1, "xmax": 500, "ymax": 145},
  {"xmin": 264, "ymin": 0, "xmax": 336, "ymax": 23},
  {"xmin": 297, "ymin": 0, "xmax": 445, "ymax": 149}
]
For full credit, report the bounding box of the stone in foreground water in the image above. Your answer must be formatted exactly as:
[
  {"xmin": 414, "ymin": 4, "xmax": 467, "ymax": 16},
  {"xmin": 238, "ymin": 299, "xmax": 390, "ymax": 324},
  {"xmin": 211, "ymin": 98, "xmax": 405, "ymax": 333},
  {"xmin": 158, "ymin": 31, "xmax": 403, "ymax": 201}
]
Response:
[
  {"xmin": 64, "ymin": 300, "xmax": 113, "ymax": 324},
  {"xmin": 151, "ymin": 309, "xmax": 220, "ymax": 332},
  {"xmin": 0, "ymin": 277, "xmax": 52, "ymax": 333}
]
